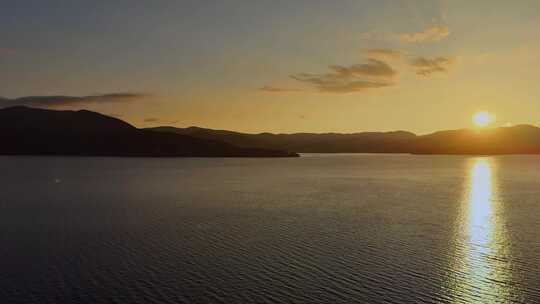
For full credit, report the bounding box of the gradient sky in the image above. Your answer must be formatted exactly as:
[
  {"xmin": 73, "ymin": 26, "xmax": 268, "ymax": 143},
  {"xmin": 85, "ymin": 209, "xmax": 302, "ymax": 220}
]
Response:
[{"xmin": 2, "ymin": 0, "xmax": 540, "ymax": 134}]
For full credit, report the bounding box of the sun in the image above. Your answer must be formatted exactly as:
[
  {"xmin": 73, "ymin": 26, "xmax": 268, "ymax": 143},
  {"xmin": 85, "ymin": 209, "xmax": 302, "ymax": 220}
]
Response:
[{"xmin": 472, "ymin": 111, "xmax": 494, "ymax": 127}]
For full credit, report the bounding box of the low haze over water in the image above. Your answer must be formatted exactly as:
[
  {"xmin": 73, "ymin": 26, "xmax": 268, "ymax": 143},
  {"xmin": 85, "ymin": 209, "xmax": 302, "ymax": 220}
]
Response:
[{"xmin": 1, "ymin": 154, "xmax": 539, "ymax": 303}]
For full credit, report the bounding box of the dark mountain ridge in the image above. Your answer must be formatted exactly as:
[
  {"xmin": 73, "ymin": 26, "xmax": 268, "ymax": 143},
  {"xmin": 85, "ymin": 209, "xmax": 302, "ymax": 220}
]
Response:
[
  {"xmin": 150, "ymin": 126, "xmax": 417, "ymax": 153},
  {"xmin": 149, "ymin": 124, "xmax": 540, "ymax": 155},
  {"xmin": 0, "ymin": 106, "xmax": 298, "ymax": 157},
  {"xmin": 4, "ymin": 106, "xmax": 540, "ymax": 156},
  {"xmin": 410, "ymin": 124, "xmax": 540, "ymax": 154}
]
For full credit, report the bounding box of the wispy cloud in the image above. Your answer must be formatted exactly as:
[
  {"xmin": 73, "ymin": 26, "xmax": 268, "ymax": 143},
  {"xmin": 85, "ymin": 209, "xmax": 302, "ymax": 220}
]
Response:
[
  {"xmin": 398, "ymin": 26, "xmax": 450, "ymax": 43},
  {"xmin": 361, "ymin": 26, "xmax": 450, "ymax": 44},
  {"xmin": 0, "ymin": 93, "xmax": 147, "ymax": 108},
  {"xmin": 292, "ymin": 79, "xmax": 392, "ymax": 93},
  {"xmin": 364, "ymin": 48, "xmax": 404, "ymax": 60},
  {"xmin": 363, "ymin": 48, "xmax": 457, "ymax": 76},
  {"xmin": 291, "ymin": 59, "xmax": 396, "ymax": 93},
  {"xmin": 328, "ymin": 59, "xmax": 397, "ymax": 78},
  {"xmin": 410, "ymin": 56, "xmax": 456, "ymax": 76},
  {"xmin": 260, "ymin": 86, "xmax": 302, "ymax": 93},
  {"xmin": 268, "ymin": 39, "xmax": 455, "ymax": 93},
  {"xmin": 143, "ymin": 117, "xmax": 178, "ymax": 125}
]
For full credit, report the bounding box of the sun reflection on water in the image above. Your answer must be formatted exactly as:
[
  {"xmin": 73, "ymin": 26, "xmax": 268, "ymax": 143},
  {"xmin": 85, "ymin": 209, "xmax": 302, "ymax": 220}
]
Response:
[
  {"xmin": 452, "ymin": 157, "xmax": 512, "ymax": 303},
  {"xmin": 469, "ymin": 159, "xmax": 494, "ymax": 251}
]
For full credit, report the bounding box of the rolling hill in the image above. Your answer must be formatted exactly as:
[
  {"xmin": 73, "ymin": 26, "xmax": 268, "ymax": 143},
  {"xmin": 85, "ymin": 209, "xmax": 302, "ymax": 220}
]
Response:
[
  {"xmin": 0, "ymin": 106, "xmax": 298, "ymax": 157},
  {"xmin": 149, "ymin": 125, "xmax": 540, "ymax": 155}
]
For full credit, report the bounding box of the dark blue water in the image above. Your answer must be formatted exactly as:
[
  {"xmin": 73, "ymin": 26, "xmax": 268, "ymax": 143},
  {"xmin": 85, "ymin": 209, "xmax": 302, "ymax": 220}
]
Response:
[{"xmin": 1, "ymin": 155, "xmax": 539, "ymax": 303}]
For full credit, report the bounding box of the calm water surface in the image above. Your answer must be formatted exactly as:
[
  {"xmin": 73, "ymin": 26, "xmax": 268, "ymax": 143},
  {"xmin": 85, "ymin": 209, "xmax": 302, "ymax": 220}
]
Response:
[{"xmin": 0, "ymin": 154, "xmax": 539, "ymax": 303}]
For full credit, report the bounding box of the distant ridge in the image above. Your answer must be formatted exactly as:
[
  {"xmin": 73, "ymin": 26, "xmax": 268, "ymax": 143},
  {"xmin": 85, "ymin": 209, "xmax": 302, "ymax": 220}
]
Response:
[
  {"xmin": 410, "ymin": 125, "xmax": 540, "ymax": 154},
  {"xmin": 0, "ymin": 106, "xmax": 298, "ymax": 157},
  {"xmin": 148, "ymin": 126, "xmax": 416, "ymax": 153},
  {"xmin": 148, "ymin": 124, "xmax": 540, "ymax": 155},
  {"xmin": 4, "ymin": 105, "xmax": 540, "ymax": 156}
]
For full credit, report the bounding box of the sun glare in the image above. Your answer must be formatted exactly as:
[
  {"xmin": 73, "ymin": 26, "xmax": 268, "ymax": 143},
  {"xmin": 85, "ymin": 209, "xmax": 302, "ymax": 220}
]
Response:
[{"xmin": 473, "ymin": 112, "xmax": 493, "ymax": 127}]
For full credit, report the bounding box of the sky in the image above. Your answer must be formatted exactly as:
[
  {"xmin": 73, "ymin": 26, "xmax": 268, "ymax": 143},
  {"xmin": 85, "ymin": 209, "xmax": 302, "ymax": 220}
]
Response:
[{"xmin": 1, "ymin": 0, "xmax": 540, "ymax": 134}]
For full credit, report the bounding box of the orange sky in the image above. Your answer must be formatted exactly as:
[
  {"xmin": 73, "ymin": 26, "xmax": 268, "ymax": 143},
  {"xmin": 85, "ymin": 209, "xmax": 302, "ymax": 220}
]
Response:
[{"xmin": 2, "ymin": 1, "xmax": 540, "ymax": 134}]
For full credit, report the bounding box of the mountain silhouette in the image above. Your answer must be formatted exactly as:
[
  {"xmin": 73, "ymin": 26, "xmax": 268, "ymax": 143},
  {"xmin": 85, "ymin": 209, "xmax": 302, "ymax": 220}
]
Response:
[
  {"xmin": 4, "ymin": 106, "xmax": 540, "ymax": 156},
  {"xmin": 410, "ymin": 125, "xmax": 540, "ymax": 154},
  {"xmin": 149, "ymin": 125, "xmax": 540, "ymax": 155},
  {"xmin": 0, "ymin": 106, "xmax": 298, "ymax": 157},
  {"xmin": 148, "ymin": 126, "xmax": 416, "ymax": 153}
]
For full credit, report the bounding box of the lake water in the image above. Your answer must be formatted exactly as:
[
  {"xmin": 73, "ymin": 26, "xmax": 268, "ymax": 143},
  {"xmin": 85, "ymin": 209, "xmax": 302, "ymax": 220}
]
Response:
[{"xmin": 1, "ymin": 154, "xmax": 539, "ymax": 303}]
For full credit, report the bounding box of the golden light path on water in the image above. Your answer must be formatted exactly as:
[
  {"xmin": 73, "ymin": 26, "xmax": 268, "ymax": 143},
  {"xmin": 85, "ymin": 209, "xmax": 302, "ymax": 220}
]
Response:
[{"xmin": 452, "ymin": 158, "xmax": 513, "ymax": 303}]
